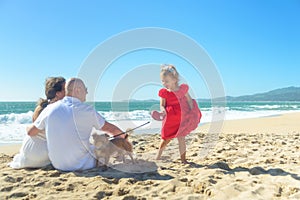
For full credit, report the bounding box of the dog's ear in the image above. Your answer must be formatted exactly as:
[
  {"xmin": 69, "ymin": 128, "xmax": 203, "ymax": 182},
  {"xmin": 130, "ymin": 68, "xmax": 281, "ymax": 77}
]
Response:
[
  {"xmin": 125, "ymin": 128, "xmax": 134, "ymax": 135},
  {"xmin": 92, "ymin": 132, "xmax": 98, "ymax": 139},
  {"xmin": 124, "ymin": 133, "xmax": 129, "ymax": 139}
]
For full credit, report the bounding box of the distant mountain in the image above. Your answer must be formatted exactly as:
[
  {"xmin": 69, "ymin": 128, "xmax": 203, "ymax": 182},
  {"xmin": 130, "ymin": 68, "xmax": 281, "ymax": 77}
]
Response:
[
  {"xmin": 225, "ymin": 87, "xmax": 300, "ymax": 101},
  {"xmin": 124, "ymin": 87, "xmax": 300, "ymax": 102}
]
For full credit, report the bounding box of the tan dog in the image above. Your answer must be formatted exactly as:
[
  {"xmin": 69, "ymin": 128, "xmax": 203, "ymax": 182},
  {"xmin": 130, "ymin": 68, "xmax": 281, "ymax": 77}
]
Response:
[{"xmin": 92, "ymin": 131, "xmax": 134, "ymax": 168}]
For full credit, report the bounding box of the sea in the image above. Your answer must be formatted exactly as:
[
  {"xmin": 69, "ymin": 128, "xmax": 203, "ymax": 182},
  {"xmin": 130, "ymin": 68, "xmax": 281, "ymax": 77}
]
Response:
[{"xmin": 1, "ymin": 101, "xmax": 300, "ymax": 144}]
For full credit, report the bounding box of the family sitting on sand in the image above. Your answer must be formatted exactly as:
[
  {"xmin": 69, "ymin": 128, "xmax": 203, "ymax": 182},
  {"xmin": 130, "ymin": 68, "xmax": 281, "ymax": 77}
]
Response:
[{"xmin": 9, "ymin": 64, "xmax": 201, "ymax": 171}]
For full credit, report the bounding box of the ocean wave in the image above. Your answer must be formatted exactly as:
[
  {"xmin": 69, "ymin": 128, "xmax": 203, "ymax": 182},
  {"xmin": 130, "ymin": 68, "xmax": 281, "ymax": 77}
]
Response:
[
  {"xmin": 0, "ymin": 111, "xmax": 33, "ymax": 124},
  {"xmin": 1, "ymin": 108, "xmax": 300, "ymax": 144},
  {"xmin": 249, "ymin": 104, "xmax": 299, "ymax": 110},
  {"xmin": 99, "ymin": 110, "xmax": 152, "ymax": 121}
]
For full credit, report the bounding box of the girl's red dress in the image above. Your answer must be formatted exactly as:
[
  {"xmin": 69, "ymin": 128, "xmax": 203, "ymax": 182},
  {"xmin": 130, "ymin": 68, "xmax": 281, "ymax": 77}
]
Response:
[{"xmin": 158, "ymin": 84, "xmax": 202, "ymax": 140}]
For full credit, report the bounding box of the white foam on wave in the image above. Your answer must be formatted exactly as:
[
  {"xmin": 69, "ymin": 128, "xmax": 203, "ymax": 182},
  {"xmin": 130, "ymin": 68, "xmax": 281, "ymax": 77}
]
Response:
[
  {"xmin": 0, "ymin": 109, "xmax": 299, "ymax": 144},
  {"xmin": 0, "ymin": 111, "xmax": 33, "ymax": 144},
  {"xmin": 99, "ymin": 110, "xmax": 152, "ymax": 121},
  {"xmin": 0, "ymin": 111, "xmax": 33, "ymax": 124}
]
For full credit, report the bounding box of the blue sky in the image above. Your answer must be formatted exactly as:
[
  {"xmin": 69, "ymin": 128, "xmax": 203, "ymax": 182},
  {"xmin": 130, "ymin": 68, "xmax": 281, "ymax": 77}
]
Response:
[{"xmin": 0, "ymin": 0, "xmax": 299, "ymax": 101}]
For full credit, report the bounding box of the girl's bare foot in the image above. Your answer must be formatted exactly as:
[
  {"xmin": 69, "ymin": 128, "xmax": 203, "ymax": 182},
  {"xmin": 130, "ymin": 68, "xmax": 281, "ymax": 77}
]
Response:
[{"xmin": 181, "ymin": 160, "xmax": 189, "ymax": 164}]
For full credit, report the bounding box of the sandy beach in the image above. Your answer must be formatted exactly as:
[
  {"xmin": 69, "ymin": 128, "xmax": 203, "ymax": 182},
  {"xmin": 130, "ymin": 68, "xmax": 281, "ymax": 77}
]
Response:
[{"xmin": 1, "ymin": 112, "xmax": 300, "ymax": 199}]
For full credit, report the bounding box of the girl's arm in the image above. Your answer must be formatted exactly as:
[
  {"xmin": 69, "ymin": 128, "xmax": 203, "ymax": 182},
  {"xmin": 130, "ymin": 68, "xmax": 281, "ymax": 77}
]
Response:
[
  {"xmin": 160, "ymin": 97, "xmax": 166, "ymax": 115},
  {"xmin": 185, "ymin": 92, "xmax": 194, "ymax": 110}
]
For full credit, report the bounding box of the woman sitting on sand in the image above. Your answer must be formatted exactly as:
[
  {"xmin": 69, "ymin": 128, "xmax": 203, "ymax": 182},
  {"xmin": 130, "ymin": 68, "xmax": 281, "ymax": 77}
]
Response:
[{"xmin": 9, "ymin": 77, "xmax": 65, "ymax": 169}]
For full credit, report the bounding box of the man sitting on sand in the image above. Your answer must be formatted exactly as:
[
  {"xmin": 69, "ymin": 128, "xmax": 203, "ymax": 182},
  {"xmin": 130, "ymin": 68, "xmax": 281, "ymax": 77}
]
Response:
[{"xmin": 27, "ymin": 78, "xmax": 125, "ymax": 171}]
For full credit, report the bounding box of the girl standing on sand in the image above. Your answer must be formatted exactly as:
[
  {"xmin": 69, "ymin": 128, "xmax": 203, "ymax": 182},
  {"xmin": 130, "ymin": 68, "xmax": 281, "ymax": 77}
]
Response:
[
  {"xmin": 9, "ymin": 77, "xmax": 65, "ymax": 168},
  {"xmin": 154, "ymin": 64, "xmax": 201, "ymax": 164}
]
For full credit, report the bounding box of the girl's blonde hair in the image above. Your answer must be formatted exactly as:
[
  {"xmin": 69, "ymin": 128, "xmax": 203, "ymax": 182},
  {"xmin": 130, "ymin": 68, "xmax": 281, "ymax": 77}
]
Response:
[{"xmin": 160, "ymin": 64, "xmax": 179, "ymax": 81}]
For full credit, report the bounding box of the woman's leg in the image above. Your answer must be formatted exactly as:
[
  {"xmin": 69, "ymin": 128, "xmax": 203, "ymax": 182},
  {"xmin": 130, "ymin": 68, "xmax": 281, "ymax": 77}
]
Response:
[{"xmin": 156, "ymin": 139, "xmax": 171, "ymax": 160}]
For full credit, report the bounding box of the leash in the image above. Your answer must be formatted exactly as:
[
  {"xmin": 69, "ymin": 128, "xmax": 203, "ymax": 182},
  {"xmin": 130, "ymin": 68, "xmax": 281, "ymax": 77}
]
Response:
[{"xmin": 108, "ymin": 121, "xmax": 150, "ymax": 138}]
